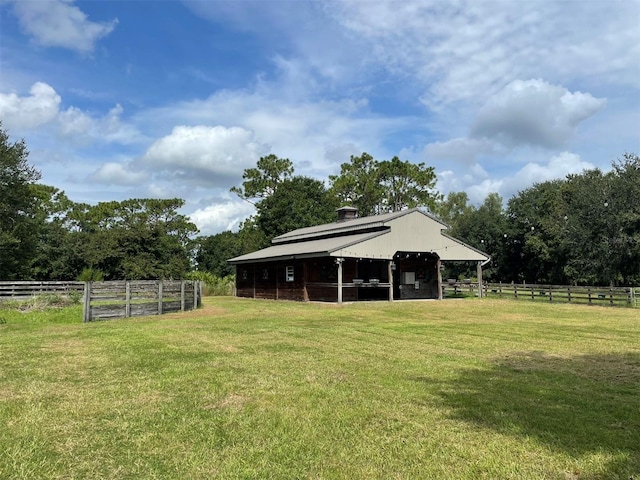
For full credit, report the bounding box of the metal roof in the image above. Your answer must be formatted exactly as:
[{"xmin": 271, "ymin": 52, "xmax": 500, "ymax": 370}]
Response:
[
  {"xmin": 228, "ymin": 208, "xmax": 488, "ymax": 265},
  {"xmin": 228, "ymin": 230, "xmax": 389, "ymax": 264},
  {"xmin": 272, "ymin": 207, "xmax": 446, "ymax": 244}
]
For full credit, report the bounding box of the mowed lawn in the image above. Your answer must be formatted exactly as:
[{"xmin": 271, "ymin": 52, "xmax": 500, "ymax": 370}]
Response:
[{"xmin": 0, "ymin": 298, "xmax": 638, "ymax": 479}]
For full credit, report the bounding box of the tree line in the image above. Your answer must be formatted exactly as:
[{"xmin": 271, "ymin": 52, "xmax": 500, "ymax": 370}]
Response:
[{"xmin": 1, "ymin": 124, "xmax": 638, "ymax": 285}]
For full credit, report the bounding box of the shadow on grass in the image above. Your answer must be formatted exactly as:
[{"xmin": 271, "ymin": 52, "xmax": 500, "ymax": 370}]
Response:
[{"xmin": 427, "ymin": 352, "xmax": 640, "ymax": 478}]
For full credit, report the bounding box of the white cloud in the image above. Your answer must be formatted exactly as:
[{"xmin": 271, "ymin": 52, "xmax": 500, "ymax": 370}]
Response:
[
  {"xmin": 138, "ymin": 125, "xmax": 268, "ymax": 187},
  {"xmin": 10, "ymin": 0, "xmax": 117, "ymax": 53},
  {"xmin": 328, "ymin": 1, "xmax": 639, "ymax": 107},
  {"xmin": 437, "ymin": 151, "xmax": 594, "ymax": 205},
  {"xmin": 508, "ymin": 152, "xmax": 594, "ymax": 195},
  {"xmin": 0, "ymin": 82, "xmax": 142, "ymax": 144},
  {"xmin": 90, "ymin": 162, "xmax": 149, "ymax": 186},
  {"xmin": 58, "ymin": 103, "xmax": 142, "ymax": 144},
  {"xmin": 188, "ymin": 199, "xmax": 256, "ymax": 235},
  {"xmin": 135, "ymin": 87, "xmax": 406, "ymax": 182},
  {"xmin": 0, "ymin": 82, "xmax": 61, "ymax": 129},
  {"xmin": 471, "ymin": 79, "xmax": 606, "ymax": 149}
]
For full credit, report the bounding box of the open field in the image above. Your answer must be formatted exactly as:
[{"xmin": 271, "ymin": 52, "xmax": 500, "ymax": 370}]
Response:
[{"xmin": 1, "ymin": 297, "xmax": 639, "ymax": 479}]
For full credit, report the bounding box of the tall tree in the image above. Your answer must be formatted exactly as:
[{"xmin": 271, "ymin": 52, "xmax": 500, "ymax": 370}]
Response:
[
  {"xmin": 73, "ymin": 198, "xmax": 198, "ymax": 280},
  {"xmin": 505, "ymin": 180, "xmax": 568, "ymax": 284},
  {"xmin": 0, "ymin": 125, "xmax": 42, "ymax": 279},
  {"xmin": 257, "ymin": 176, "xmax": 339, "ymax": 241},
  {"xmin": 230, "ymin": 154, "xmax": 294, "ymax": 202},
  {"xmin": 434, "ymin": 191, "xmax": 473, "ymax": 228},
  {"xmin": 329, "ymin": 152, "xmax": 383, "ymax": 216},
  {"xmin": 452, "ymin": 193, "xmax": 509, "ymax": 281},
  {"xmin": 329, "ymin": 153, "xmax": 442, "ymax": 215},
  {"xmin": 378, "ymin": 156, "xmax": 442, "ymax": 212},
  {"xmin": 30, "ymin": 185, "xmax": 82, "ymax": 280}
]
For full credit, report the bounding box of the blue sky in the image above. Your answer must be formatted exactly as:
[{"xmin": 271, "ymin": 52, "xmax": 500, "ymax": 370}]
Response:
[{"xmin": 1, "ymin": 0, "xmax": 639, "ymax": 235}]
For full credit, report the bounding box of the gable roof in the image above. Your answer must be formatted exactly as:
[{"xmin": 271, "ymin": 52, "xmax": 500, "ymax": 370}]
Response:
[
  {"xmin": 272, "ymin": 208, "xmax": 446, "ymax": 244},
  {"xmin": 228, "ymin": 208, "xmax": 488, "ymax": 264}
]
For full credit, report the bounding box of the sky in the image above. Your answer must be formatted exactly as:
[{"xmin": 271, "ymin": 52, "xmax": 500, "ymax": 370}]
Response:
[{"xmin": 1, "ymin": 0, "xmax": 639, "ymax": 236}]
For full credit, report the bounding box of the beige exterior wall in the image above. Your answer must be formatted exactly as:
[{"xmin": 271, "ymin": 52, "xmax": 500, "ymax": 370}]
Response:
[{"xmin": 331, "ymin": 210, "xmax": 488, "ymax": 262}]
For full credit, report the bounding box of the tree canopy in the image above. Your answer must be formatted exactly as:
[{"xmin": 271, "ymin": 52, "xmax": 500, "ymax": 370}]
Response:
[
  {"xmin": 0, "ymin": 125, "xmax": 42, "ymax": 280},
  {"xmin": 1, "ymin": 124, "xmax": 638, "ymax": 286}
]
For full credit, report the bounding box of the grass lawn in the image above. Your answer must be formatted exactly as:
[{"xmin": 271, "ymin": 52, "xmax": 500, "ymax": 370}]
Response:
[{"xmin": 1, "ymin": 297, "xmax": 639, "ymax": 479}]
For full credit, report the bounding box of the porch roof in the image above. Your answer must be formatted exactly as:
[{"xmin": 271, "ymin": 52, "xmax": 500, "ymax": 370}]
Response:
[{"xmin": 228, "ymin": 230, "xmax": 389, "ymax": 265}]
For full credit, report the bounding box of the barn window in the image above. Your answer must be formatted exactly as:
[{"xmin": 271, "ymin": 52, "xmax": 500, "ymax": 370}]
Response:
[
  {"xmin": 286, "ymin": 265, "xmax": 294, "ymax": 282},
  {"xmin": 241, "ymin": 269, "xmax": 248, "ymax": 280},
  {"xmin": 262, "ymin": 269, "xmax": 269, "ymax": 280}
]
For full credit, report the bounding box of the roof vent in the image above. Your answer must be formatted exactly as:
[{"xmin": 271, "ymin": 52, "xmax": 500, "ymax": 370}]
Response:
[{"xmin": 337, "ymin": 206, "xmax": 358, "ymax": 222}]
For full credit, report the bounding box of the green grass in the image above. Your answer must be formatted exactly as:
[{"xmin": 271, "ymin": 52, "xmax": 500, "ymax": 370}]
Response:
[{"xmin": 1, "ymin": 298, "xmax": 639, "ymax": 479}]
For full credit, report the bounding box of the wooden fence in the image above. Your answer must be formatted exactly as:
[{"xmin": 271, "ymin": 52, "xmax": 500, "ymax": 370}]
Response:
[
  {"xmin": 483, "ymin": 283, "xmax": 637, "ymax": 308},
  {"xmin": 83, "ymin": 280, "xmax": 202, "ymax": 322},
  {"xmin": 0, "ymin": 281, "xmax": 84, "ymax": 300}
]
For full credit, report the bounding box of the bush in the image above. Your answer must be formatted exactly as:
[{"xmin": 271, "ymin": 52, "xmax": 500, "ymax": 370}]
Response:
[
  {"xmin": 185, "ymin": 271, "xmax": 235, "ymax": 296},
  {"xmin": 77, "ymin": 268, "xmax": 105, "ymax": 282}
]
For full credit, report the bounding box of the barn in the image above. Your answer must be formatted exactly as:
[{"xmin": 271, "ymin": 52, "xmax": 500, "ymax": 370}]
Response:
[{"xmin": 228, "ymin": 207, "xmax": 489, "ymax": 303}]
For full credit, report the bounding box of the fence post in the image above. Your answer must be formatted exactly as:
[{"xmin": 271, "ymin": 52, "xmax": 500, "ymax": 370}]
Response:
[
  {"xmin": 588, "ymin": 287, "xmax": 592, "ymax": 305},
  {"xmin": 567, "ymin": 286, "xmax": 571, "ymax": 303},
  {"xmin": 158, "ymin": 281, "xmax": 163, "ymax": 315},
  {"xmin": 193, "ymin": 281, "xmax": 198, "ymax": 309},
  {"xmin": 549, "ymin": 285, "xmax": 552, "ymax": 302},
  {"xmin": 181, "ymin": 280, "xmax": 186, "ymax": 311},
  {"xmin": 83, "ymin": 281, "xmax": 92, "ymax": 323},
  {"xmin": 530, "ymin": 286, "xmax": 534, "ymax": 300},
  {"xmin": 609, "ymin": 288, "xmax": 614, "ymax": 307},
  {"xmin": 125, "ymin": 281, "xmax": 131, "ymax": 318},
  {"xmin": 514, "ymin": 284, "xmax": 518, "ymax": 299}
]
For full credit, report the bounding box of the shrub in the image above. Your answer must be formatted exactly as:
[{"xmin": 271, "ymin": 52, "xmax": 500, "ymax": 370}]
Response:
[
  {"xmin": 77, "ymin": 268, "xmax": 105, "ymax": 282},
  {"xmin": 185, "ymin": 271, "xmax": 235, "ymax": 296}
]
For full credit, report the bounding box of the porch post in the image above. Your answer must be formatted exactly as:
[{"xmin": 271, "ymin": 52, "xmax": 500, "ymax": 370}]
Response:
[
  {"xmin": 437, "ymin": 258, "xmax": 443, "ymax": 300},
  {"xmin": 477, "ymin": 261, "xmax": 483, "ymax": 298},
  {"xmin": 336, "ymin": 258, "xmax": 344, "ymax": 304},
  {"xmin": 388, "ymin": 260, "xmax": 394, "ymax": 302}
]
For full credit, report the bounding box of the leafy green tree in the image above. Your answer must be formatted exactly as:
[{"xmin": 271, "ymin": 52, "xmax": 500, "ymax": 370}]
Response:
[
  {"xmin": 0, "ymin": 125, "xmax": 42, "ymax": 279},
  {"xmin": 434, "ymin": 191, "xmax": 473, "ymax": 228},
  {"xmin": 230, "ymin": 154, "xmax": 294, "ymax": 202},
  {"xmin": 195, "ymin": 231, "xmax": 243, "ymax": 278},
  {"xmin": 378, "ymin": 156, "xmax": 442, "ymax": 212},
  {"xmin": 505, "ymin": 180, "xmax": 568, "ymax": 284},
  {"xmin": 329, "ymin": 152, "xmax": 383, "ymax": 216},
  {"xmin": 329, "ymin": 153, "xmax": 442, "ymax": 215},
  {"xmin": 452, "ymin": 193, "xmax": 509, "ymax": 281},
  {"xmin": 611, "ymin": 153, "xmax": 640, "ymax": 284},
  {"xmin": 73, "ymin": 198, "xmax": 198, "ymax": 280},
  {"xmin": 257, "ymin": 176, "xmax": 339, "ymax": 240},
  {"xmin": 30, "ymin": 185, "xmax": 83, "ymax": 280}
]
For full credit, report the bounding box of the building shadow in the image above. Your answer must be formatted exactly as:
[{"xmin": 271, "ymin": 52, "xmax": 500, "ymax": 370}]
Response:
[{"xmin": 420, "ymin": 352, "xmax": 640, "ymax": 478}]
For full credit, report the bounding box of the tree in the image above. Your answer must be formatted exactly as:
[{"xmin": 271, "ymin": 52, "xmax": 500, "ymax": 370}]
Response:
[
  {"xmin": 195, "ymin": 231, "xmax": 243, "ymax": 278},
  {"xmin": 329, "ymin": 153, "xmax": 442, "ymax": 215},
  {"xmin": 230, "ymin": 154, "xmax": 294, "ymax": 202},
  {"xmin": 329, "ymin": 152, "xmax": 383, "ymax": 216},
  {"xmin": 0, "ymin": 125, "xmax": 42, "ymax": 279},
  {"xmin": 30, "ymin": 185, "xmax": 83, "ymax": 280},
  {"xmin": 378, "ymin": 156, "xmax": 442, "ymax": 212},
  {"xmin": 73, "ymin": 198, "xmax": 198, "ymax": 279},
  {"xmin": 256, "ymin": 176, "xmax": 339, "ymax": 241},
  {"xmin": 452, "ymin": 193, "xmax": 508, "ymax": 281},
  {"xmin": 505, "ymin": 180, "xmax": 568, "ymax": 284},
  {"xmin": 434, "ymin": 191, "xmax": 473, "ymax": 228},
  {"xmin": 610, "ymin": 153, "xmax": 640, "ymax": 285}
]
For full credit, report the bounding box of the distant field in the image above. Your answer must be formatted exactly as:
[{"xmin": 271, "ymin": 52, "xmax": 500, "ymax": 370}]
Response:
[{"xmin": 1, "ymin": 297, "xmax": 638, "ymax": 479}]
